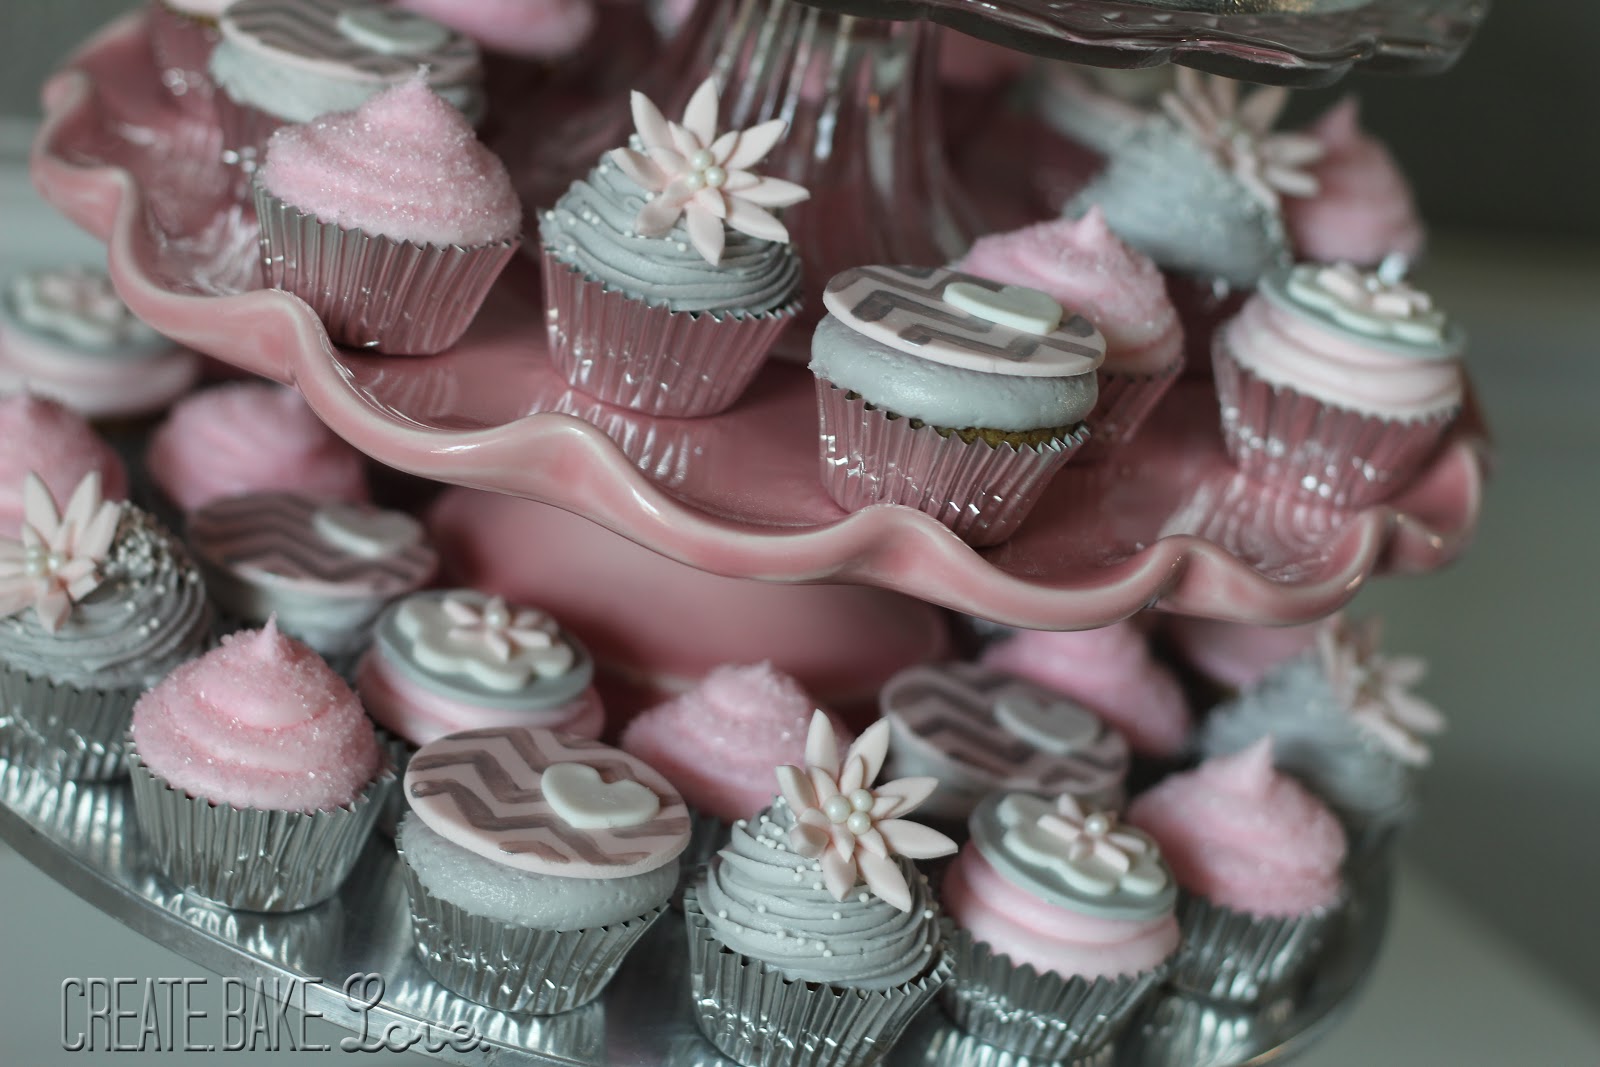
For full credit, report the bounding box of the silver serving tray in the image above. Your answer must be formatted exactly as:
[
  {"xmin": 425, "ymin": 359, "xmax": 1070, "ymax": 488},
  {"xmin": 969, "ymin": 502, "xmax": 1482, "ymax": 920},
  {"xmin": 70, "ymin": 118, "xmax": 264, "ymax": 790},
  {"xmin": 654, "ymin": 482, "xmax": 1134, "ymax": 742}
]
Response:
[
  {"xmin": 794, "ymin": 0, "xmax": 1490, "ymax": 86},
  {"xmin": 0, "ymin": 754, "xmax": 1389, "ymax": 1066}
]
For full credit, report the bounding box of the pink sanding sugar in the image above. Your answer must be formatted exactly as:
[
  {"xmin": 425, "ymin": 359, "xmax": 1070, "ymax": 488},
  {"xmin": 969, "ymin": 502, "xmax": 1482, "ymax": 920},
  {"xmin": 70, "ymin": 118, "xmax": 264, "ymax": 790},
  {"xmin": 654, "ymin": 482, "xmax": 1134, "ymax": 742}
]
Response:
[
  {"xmin": 259, "ymin": 77, "xmax": 521, "ymax": 248},
  {"xmin": 130, "ymin": 620, "xmax": 381, "ymax": 813},
  {"xmin": 0, "ymin": 393, "xmax": 127, "ymax": 535}
]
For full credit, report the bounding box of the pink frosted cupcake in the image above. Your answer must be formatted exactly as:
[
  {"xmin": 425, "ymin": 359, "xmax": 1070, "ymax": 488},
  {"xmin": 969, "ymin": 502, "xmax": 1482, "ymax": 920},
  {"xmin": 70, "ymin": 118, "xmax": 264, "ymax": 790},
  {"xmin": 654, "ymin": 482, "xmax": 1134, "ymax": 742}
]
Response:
[
  {"xmin": 811, "ymin": 265, "xmax": 1103, "ymax": 546},
  {"xmin": 621, "ymin": 662, "xmax": 844, "ymax": 867},
  {"xmin": 145, "ymin": 383, "xmax": 367, "ymax": 519},
  {"xmin": 1286, "ymin": 99, "xmax": 1425, "ymax": 269},
  {"xmin": 958, "ymin": 209, "xmax": 1185, "ymax": 455},
  {"xmin": 1128, "ymin": 740, "xmax": 1347, "ymax": 1003},
  {"xmin": 0, "ymin": 394, "xmax": 127, "ymax": 537},
  {"xmin": 358, "ymin": 589, "xmax": 604, "ymax": 747},
  {"xmin": 128, "ymin": 620, "xmax": 392, "ymax": 910},
  {"xmin": 539, "ymin": 78, "xmax": 807, "ymax": 417},
  {"xmin": 1214, "ymin": 262, "xmax": 1464, "ymax": 507},
  {"xmin": 255, "ymin": 77, "xmax": 520, "ymax": 355},
  {"xmin": 941, "ymin": 792, "xmax": 1179, "ymax": 1061},
  {"xmin": 980, "ymin": 622, "xmax": 1192, "ymax": 759},
  {"xmin": 394, "ymin": 0, "xmax": 596, "ymax": 59}
]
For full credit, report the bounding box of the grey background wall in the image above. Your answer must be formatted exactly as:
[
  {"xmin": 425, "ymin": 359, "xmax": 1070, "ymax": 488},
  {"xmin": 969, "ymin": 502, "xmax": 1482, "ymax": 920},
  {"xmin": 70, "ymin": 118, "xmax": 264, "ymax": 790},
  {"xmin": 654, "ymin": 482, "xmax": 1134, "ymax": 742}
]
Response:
[{"xmin": 0, "ymin": 0, "xmax": 1593, "ymax": 239}]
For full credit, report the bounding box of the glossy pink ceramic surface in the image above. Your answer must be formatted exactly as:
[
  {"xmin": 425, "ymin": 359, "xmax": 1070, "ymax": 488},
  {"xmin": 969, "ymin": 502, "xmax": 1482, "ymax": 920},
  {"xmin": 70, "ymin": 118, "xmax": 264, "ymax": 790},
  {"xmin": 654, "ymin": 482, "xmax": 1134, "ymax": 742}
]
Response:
[{"xmin": 31, "ymin": 14, "xmax": 1490, "ymax": 629}]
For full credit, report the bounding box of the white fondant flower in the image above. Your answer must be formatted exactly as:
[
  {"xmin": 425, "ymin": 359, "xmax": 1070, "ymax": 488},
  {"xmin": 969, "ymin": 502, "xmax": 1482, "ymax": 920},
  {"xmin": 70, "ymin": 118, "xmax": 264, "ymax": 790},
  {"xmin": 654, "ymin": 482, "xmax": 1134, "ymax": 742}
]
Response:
[
  {"xmin": 1160, "ymin": 68, "xmax": 1323, "ymax": 210},
  {"xmin": 0, "ymin": 472, "xmax": 121, "ymax": 633},
  {"xmin": 776, "ymin": 710, "xmax": 956, "ymax": 912},
  {"xmin": 610, "ymin": 77, "xmax": 810, "ymax": 266},
  {"xmin": 1318, "ymin": 617, "xmax": 1444, "ymax": 766},
  {"xmin": 1288, "ymin": 262, "xmax": 1448, "ymax": 344},
  {"xmin": 999, "ymin": 793, "xmax": 1167, "ymax": 898},
  {"xmin": 397, "ymin": 592, "xmax": 575, "ymax": 691}
]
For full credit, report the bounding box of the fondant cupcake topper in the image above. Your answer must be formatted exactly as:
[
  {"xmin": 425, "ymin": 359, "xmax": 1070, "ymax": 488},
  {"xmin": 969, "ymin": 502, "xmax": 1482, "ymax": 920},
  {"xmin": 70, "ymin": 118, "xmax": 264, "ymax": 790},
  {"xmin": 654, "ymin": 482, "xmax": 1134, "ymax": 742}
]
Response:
[
  {"xmin": 1318, "ymin": 617, "xmax": 1444, "ymax": 765},
  {"xmin": 7, "ymin": 267, "xmax": 163, "ymax": 352},
  {"xmin": 776, "ymin": 710, "xmax": 957, "ymax": 912},
  {"xmin": 996, "ymin": 792, "xmax": 1168, "ymax": 899},
  {"xmin": 611, "ymin": 78, "xmax": 811, "ymax": 266},
  {"xmin": 0, "ymin": 471, "xmax": 121, "ymax": 632},
  {"xmin": 1160, "ymin": 68, "xmax": 1323, "ymax": 210},
  {"xmin": 1284, "ymin": 262, "xmax": 1450, "ymax": 347}
]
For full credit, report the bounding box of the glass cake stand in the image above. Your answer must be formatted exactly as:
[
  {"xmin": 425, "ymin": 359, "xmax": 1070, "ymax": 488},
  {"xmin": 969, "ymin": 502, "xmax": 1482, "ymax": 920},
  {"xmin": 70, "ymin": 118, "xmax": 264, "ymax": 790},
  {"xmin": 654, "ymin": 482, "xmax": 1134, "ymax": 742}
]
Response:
[
  {"xmin": 0, "ymin": 753, "xmax": 1393, "ymax": 1067},
  {"xmin": 28, "ymin": 12, "xmax": 1489, "ymax": 631}
]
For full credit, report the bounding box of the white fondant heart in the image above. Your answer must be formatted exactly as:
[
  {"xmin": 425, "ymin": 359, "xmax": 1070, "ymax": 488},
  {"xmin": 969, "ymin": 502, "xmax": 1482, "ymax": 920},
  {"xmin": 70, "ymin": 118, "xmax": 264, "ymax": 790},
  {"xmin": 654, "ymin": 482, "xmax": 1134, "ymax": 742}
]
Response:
[
  {"xmin": 542, "ymin": 762, "xmax": 659, "ymax": 830},
  {"xmin": 995, "ymin": 696, "xmax": 1102, "ymax": 755},
  {"xmin": 944, "ymin": 281, "xmax": 1063, "ymax": 336},
  {"xmin": 336, "ymin": 8, "xmax": 451, "ymax": 55},
  {"xmin": 312, "ymin": 503, "xmax": 423, "ymax": 560}
]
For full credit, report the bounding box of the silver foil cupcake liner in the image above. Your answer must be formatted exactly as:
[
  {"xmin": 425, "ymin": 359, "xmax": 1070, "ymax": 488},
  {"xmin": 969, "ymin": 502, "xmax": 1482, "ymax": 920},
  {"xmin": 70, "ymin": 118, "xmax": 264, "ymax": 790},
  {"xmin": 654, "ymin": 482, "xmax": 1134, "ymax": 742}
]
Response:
[
  {"xmin": 127, "ymin": 745, "xmax": 394, "ymax": 912},
  {"xmin": 147, "ymin": 3, "xmax": 219, "ymax": 111},
  {"xmin": 682, "ymin": 887, "xmax": 952, "ymax": 1067},
  {"xmin": 815, "ymin": 379, "xmax": 1088, "ymax": 547},
  {"xmin": 256, "ymin": 186, "xmax": 519, "ymax": 356},
  {"xmin": 1213, "ymin": 341, "xmax": 1456, "ymax": 509},
  {"xmin": 0, "ymin": 660, "xmax": 141, "ymax": 781},
  {"xmin": 372, "ymin": 726, "xmax": 416, "ymax": 838},
  {"xmin": 398, "ymin": 851, "xmax": 666, "ymax": 1015},
  {"xmin": 1127, "ymin": 988, "xmax": 1296, "ymax": 1067},
  {"xmin": 895, "ymin": 1014, "xmax": 1115, "ymax": 1067},
  {"xmin": 939, "ymin": 928, "xmax": 1164, "ymax": 1063},
  {"xmin": 1166, "ymin": 893, "xmax": 1339, "ymax": 1004},
  {"xmin": 1078, "ymin": 358, "xmax": 1185, "ymax": 461},
  {"xmin": 541, "ymin": 249, "xmax": 799, "ymax": 417}
]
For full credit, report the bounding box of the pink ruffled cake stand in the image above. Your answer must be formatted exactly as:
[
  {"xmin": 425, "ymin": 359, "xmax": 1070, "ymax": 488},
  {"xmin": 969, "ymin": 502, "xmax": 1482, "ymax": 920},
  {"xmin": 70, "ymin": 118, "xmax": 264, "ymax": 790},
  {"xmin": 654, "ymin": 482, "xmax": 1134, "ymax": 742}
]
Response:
[{"xmin": 29, "ymin": 12, "xmax": 1488, "ymax": 632}]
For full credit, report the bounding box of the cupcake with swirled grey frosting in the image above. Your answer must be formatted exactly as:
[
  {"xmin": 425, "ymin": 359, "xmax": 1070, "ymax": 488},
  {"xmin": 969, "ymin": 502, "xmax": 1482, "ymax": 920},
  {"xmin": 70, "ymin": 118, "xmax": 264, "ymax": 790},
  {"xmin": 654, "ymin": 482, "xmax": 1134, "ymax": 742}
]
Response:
[
  {"xmin": 539, "ymin": 78, "xmax": 808, "ymax": 418},
  {"xmin": 0, "ymin": 472, "xmax": 210, "ymax": 780},
  {"xmin": 686, "ymin": 711, "xmax": 956, "ymax": 1067}
]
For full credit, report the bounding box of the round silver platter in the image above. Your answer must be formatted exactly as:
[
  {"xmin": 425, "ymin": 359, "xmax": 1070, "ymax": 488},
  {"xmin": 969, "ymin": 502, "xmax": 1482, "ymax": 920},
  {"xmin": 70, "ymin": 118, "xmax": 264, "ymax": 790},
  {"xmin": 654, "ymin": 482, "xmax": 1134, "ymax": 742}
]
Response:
[
  {"xmin": 0, "ymin": 753, "xmax": 1390, "ymax": 1067},
  {"xmin": 794, "ymin": 0, "xmax": 1490, "ymax": 86}
]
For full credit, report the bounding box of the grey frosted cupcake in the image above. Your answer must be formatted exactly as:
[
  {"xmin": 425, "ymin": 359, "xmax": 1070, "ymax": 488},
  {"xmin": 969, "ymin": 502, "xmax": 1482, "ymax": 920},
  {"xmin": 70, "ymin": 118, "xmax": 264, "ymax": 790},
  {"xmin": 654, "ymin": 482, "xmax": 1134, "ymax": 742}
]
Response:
[
  {"xmin": 811, "ymin": 265, "xmax": 1102, "ymax": 546},
  {"xmin": 0, "ymin": 472, "xmax": 209, "ymax": 780},
  {"xmin": 1199, "ymin": 616, "xmax": 1444, "ymax": 857},
  {"xmin": 399, "ymin": 725, "xmax": 688, "ymax": 1013},
  {"xmin": 688, "ymin": 711, "xmax": 956, "ymax": 1067},
  {"xmin": 539, "ymin": 78, "xmax": 807, "ymax": 417},
  {"xmin": 1128, "ymin": 741, "xmax": 1348, "ymax": 1004}
]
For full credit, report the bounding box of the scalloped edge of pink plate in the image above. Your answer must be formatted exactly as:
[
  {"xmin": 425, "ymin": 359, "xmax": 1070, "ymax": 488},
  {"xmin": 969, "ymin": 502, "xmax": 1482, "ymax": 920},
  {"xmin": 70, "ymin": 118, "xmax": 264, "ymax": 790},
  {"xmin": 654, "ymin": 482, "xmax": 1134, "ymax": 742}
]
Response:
[{"xmin": 28, "ymin": 13, "xmax": 1490, "ymax": 629}]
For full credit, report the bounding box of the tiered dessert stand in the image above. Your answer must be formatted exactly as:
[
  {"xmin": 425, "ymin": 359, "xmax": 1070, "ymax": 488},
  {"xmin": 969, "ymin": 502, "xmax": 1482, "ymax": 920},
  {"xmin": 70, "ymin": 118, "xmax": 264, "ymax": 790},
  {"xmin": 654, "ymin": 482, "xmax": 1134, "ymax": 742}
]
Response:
[{"xmin": 8, "ymin": 0, "xmax": 1489, "ymax": 1062}]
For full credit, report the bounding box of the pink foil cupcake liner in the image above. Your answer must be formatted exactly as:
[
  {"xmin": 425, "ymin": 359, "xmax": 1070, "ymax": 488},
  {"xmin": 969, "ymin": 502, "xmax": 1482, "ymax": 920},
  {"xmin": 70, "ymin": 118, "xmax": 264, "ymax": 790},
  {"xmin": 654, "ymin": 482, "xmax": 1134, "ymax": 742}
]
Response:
[
  {"xmin": 814, "ymin": 380, "xmax": 1088, "ymax": 547},
  {"xmin": 127, "ymin": 744, "xmax": 395, "ymax": 912},
  {"xmin": 683, "ymin": 887, "xmax": 952, "ymax": 1067},
  {"xmin": 256, "ymin": 186, "xmax": 519, "ymax": 356},
  {"xmin": 1165, "ymin": 893, "xmax": 1340, "ymax": 1004},
  {"xmin": 1079, "ymin": 358, "xmax": 1185, "ymax": 461},
  {"xmin": 1213, "ymin": 341, "xmax": 1456, "ymax": 508},
  {"xmin": 939, "ymin": 928, "xmax": 1166, "ymax": 1063},
  {"xmin": 147, "ymin": 3, "xmax": 219, "ymax": 113},
  {"xmin": 541, "ymin": 249, "xmax": 799, "ymax": 418},
  {"xmin": 399, "ymin": 851, "xmax": 667, "ymax": 1014}
]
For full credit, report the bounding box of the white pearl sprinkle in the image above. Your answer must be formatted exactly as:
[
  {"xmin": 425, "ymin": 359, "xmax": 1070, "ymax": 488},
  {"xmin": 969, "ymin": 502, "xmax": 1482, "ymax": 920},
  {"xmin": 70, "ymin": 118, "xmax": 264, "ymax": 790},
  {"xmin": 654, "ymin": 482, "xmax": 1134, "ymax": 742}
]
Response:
[
  {"xmin": 734, "ymin": 820, "xmax": 746, "ymax": 829},
  {"xmin": 718, "ymin": 909, "xmax": 728, "ymax": 919},
  {"xmin": 923, "ymin": 910, "xmax": 935, "ymax": 920},
  {"xmin": 823, "ymin": 949, "xmax": 833, "ymax": 958},
  {"xmin": 832, "ymin": 911, "xmax": 842, "ymax": 920},
  {"xmin": 757, "ymin": 904, "xmax": 767, "ymax": 913},
  {"xmin": 814, "ymin": 940, "xmax": 825, "ymax": 950},
  {"xmin": 858, "ymin": 892, "xmax": 870, "ymax": 903},
  {"xmin": 812, "ymin": 882, "xmax": 823, "ymax": 891}
]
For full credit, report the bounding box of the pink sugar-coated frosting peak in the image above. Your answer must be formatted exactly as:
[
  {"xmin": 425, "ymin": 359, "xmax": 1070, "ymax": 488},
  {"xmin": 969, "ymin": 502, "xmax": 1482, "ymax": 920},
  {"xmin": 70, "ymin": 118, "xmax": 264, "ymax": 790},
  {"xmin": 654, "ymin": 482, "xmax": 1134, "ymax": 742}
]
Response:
[
  {"xmin": 1167, "ymin": 615, "xmax": 1326, "ymax": 690},
  {"xmin": 145, "ymin": 382, "xmax": 368, "ymax": 513},
  {"xmin": 394, "ymin": 0, "xmax": 596, "ymax": 59},
  {"xmin": 956, "ymin": 209, "xmax": 1183, "ymax": 376},
  {"xmin": 1128, "ymin": 739, "xmax": 1347, "ymax": 918},
  {"xmin": 943, "ymin": 847, "xmax": 1179, "ymax": 980},
  {"xmin": 260, "ymin": 76, "xmax": 522, "ymax": 248},
  {"xmin": 130, "ymin": 618, "xmax": 381, "ymax": 814},
  {"xmin": 1285, "ymin": 97, "xmax": 1425, "ymax": 267},
  {"xmin": 979, "ymin": 622, "xmax": 1191, "ymax": 758},
  {"xmin": 620, "ymin": 662, "xmax": 845, "ymax": 823},
  {"xmin": 0, "ymin": 392, "xmax": 127, "ymax": 535}
]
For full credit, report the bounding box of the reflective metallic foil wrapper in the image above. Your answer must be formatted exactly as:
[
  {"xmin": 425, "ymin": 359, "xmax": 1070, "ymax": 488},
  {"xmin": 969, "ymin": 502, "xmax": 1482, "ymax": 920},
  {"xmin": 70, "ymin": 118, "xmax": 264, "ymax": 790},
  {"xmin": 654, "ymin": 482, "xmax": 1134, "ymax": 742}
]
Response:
[
  {"xmin": 541, "ymin": 250, "xmax": 799, "ymax": 418},
  {"xmin": 1077, "ymin": 358, "xmax": 1185, "ymax": 461},
  {"xmin": 1166, "ymin": 892, "xmax": 1339, "ymax": 1004},
  {"xmin": 683, "ymin": 887, "xmax": 951, "ymax": 1067},
  {"xmin": 256, "ymin": 186, "xmax": 518, "ymax": 356},
  {"xmin": 0, "ymin": 661, "xmax": 142, "ymax": 781},
  {"xmin": 939, "ymin": 928, "xmax": 1166, "ymax": 1062},
  {"xmin": 127, "ymin": 745, "xmax": 393, "ymax": 912},
  {"xmin": 399, "ymin": 852, "xmax": 667, "ymax": 1015}
]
